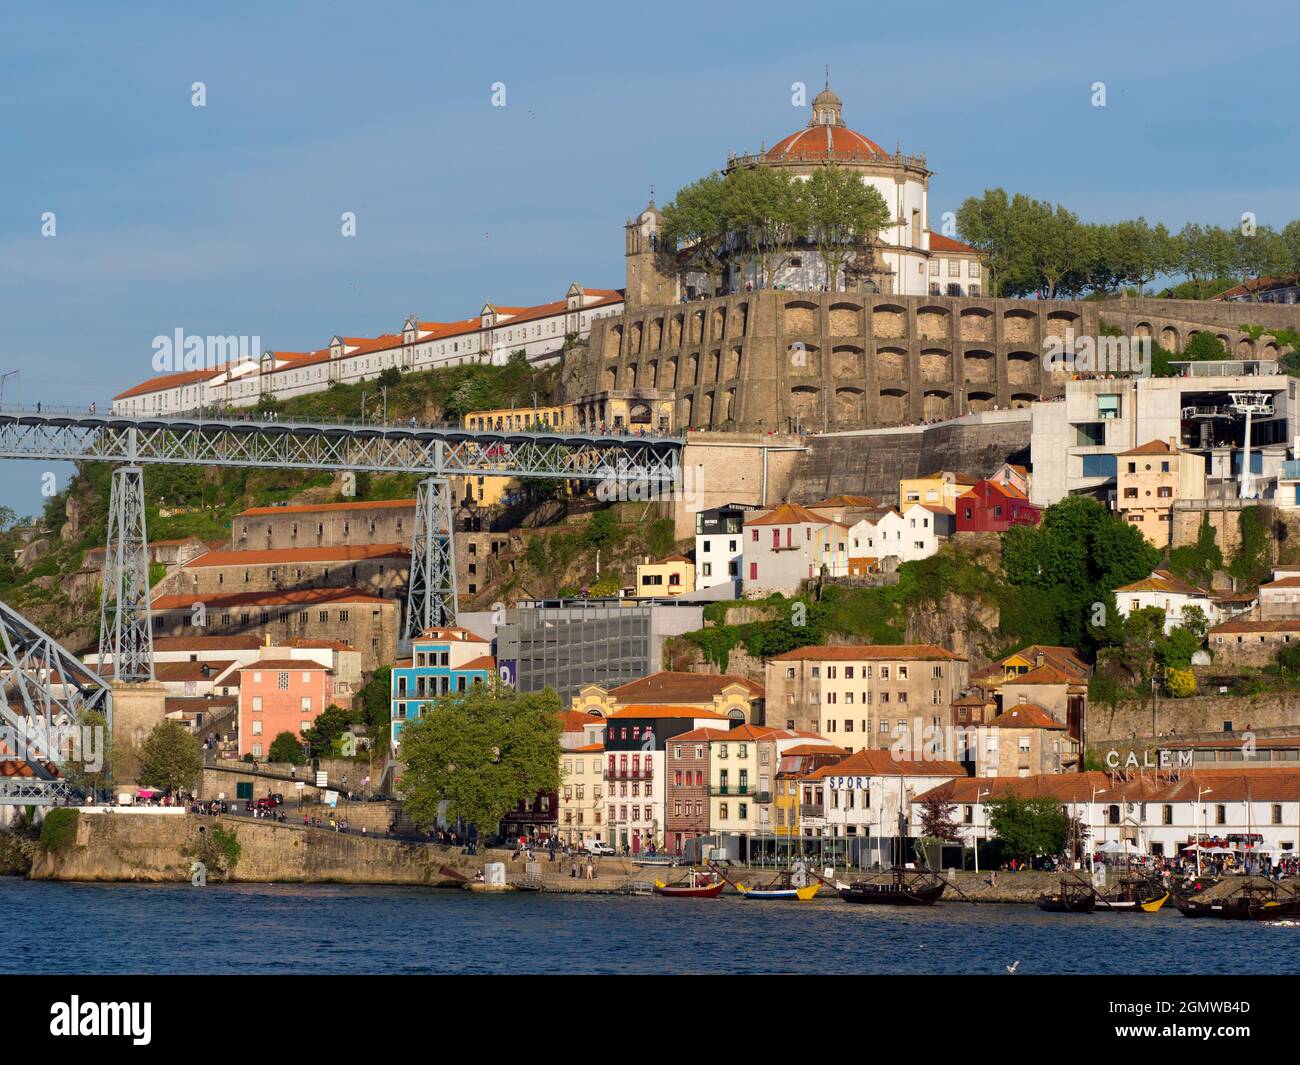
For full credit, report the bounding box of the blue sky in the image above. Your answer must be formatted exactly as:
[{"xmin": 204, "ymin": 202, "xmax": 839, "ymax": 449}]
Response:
[{"xmin": 0, "ymin": 0, "xmax": 1296, "ymax": 515}]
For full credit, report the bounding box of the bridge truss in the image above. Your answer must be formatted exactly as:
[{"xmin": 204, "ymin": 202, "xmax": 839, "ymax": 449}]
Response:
[{"xmin": 0, "ymin": 408, "xmax": 683, "ymax": 675}]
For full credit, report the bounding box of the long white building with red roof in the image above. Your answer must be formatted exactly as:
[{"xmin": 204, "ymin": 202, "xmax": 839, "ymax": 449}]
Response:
[{"xmin": 112, "ymin": 282, "xmax": 624, "ymax": 416}]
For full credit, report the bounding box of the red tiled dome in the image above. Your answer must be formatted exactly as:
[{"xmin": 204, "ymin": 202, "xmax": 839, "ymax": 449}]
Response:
[{"xmin": 764, "ymin": 124, "xmax": 888, "ymax": 162}]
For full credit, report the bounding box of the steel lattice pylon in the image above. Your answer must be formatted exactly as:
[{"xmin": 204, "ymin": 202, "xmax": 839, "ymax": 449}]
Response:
[
  {"xmin": 404, "ymin": 477, "xmax": 457, "ymax": 638},
  {"xmin": 97, "ymin": 465, "xmax": 155, "ymax": 682},
  {"xmin": 0, "ymin": 599, "xmax": 111, "ymax": 804}
]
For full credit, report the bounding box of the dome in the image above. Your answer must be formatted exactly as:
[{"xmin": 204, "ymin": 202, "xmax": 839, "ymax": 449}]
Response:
[{"xmin": 762, "ymin": 83, "xmax": 889, "ymax": 162}]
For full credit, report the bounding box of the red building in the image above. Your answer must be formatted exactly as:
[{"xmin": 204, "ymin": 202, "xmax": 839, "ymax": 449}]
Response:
[
  {"xmin": 955, "ymin": 480, "xmax": 1041, "ymax": 533},
  {"xmin": 238, "ymin": 658, "xmax": 335, "ymax": 758}
]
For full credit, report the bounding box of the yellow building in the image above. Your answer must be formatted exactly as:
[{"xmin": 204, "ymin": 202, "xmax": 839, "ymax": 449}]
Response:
[
  {"xmin": 774, "ymin": 743, "xmax": 847, "ymax": 842},
  {"xmin": 899, "ymin": 470, "xmax": 978, "ymax": 511},
  {"xmin": 634, "ymin": 555, "xmax": 695, "ymax": 598},
  {"xmin": 1116, "ymin": 439, "xmax": 1206, "ymax": 547},
  {"xmin": 455, "ymin": 404, "xmax": 578, "ymax": 507},
  {"xmin": 559, "ymin": 741, "xmax": 606, "ymax": 845},
  {"xmin": 569, "ymin": 670, "xmax": 764, "ymax": 725}
]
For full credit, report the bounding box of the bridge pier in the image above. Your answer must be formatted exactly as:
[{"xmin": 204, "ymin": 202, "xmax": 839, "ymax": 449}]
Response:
[
  {"xmin": 97, "ymin": 464, "xmax": 154, "ymax": 682},
  {"xmin": 403, "ymin": 476, "xmax": 457, "ymax": 638}
]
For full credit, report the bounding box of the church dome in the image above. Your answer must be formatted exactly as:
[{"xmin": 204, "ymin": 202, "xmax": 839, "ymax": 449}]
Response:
[{"xmin": 763, "ymin": 83, "xmax": 888, "ymax": 162}]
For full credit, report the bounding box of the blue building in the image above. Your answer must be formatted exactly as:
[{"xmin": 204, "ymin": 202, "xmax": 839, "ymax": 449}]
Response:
[{"xmin": 390, "ymin": 626, "xmax": 495, "ymax": 747}]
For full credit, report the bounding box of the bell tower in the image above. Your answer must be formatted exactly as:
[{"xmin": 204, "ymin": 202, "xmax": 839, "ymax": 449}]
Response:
[{"xmin": 624, "ymin": 197, "xmax": 677, "ymax": 310}]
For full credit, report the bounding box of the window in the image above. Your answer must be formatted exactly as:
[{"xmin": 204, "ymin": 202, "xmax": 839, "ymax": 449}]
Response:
[
  {"xmin": 251, "ymin": 696, "xmax": 263, "ymax": 712},
  {"xmin": 251, "ymin": 720, "xmax": 263, "ymax": 735},
  {"xmin": 277, "ymin": 672, "xmax": 289, "ymax": 690}
]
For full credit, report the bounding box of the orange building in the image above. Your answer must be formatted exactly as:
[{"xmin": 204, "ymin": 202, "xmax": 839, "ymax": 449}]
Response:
[{"xmin": 238, "ymin": 658, "xmax": 337, "ymax": 758}]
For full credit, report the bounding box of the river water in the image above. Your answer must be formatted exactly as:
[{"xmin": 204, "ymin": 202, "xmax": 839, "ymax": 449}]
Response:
[{"xmin": 2, "ymin": 877, "xmax": 1295, "ymax": 974}]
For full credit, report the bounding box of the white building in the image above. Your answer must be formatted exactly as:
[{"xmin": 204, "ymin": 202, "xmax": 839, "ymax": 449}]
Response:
[
  {"xmin": 1113, "ymin": 569, "xmax": 1222, "ymax": 634},
  {"xmin": 112, "ymin": 283, "xmax": 624, "ymax": 416},
  {"xmin": 694, "ymin": 504, "xmax": 758, "ymax": 591},
  {"xmin": 742, "ymin": 502, "xmax": 849, "ymax": 596},
  {"xmin": 872, "ymin": 503, "xmax": 952, "ymax": 563},
  {"xmin": 802, "ymin": 749, "xmax": 966, "ymax": 867}
]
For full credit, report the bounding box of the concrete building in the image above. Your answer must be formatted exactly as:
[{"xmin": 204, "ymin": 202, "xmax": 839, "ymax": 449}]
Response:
[
  {"xmin": 1208, "ymin": 618, "xmax": 1300, "ymax": 666},
  {"xmin": 1115, "ymin": 439, "xmax": 1206, "ymax": 546},
  {"xmin": 802, "ymin": 749, "xmax": 967, "ymax": 867},
  {"xmin": 389, "ymin": 626, "xmax": 494, "ymax": 747},
  {"xmin": 232, "ymin": 499, "xmax": 414, "ymax": 551},
  {"xmin": 694, "ymin": 503, "xmax": 758, "ymax": 591},
  {"xmin": 954, "ymin": 479, "xmax": 1040, "ymax": 533},
  {"xmin": 766, "ymin": 644, "xmax": 968, "ymax": 744},
  {"xmin": 634, "ymin": 555, "xmax": 695, "ymax": 598},
  {"xmin": 666, "ymin": 730, "xmax": 713, "ymax": 855},
  {"xmin": 238, "ymin": 657, "xmax": 336, "ymax": 759},
  {"xmin": 900, "ymin": 470, "xmax": 977, "ymax": 511},
  {"xmin": 559, "ymin": 742, "xmax": 605, "ymax": 846},
  {"xmin": 873, "ymin": 502, "xmax": 952, "ymax": 562},
  {"xmin": 742, "ymin": 501, "xmax": 849, "ymax": 595},
  {"xmin": 1030, "ymin": 363, "xmax": 1298, "ymax": 508},
  {"xmin": 1114, "ymin": 569, "xmax": 1221, "ymax": 633},
  {"xmin": 171, "ymin": 543, "xmax": 409, "ymax": 599},
  {"xmin": 983, "ymin": 703, "xmax": 1079, "ymax": 777}
]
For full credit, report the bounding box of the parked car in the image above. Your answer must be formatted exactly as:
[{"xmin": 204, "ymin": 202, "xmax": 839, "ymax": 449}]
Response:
[{"xmin": 583, "ymin": 840, "xmax": 617, "ymax": 857}]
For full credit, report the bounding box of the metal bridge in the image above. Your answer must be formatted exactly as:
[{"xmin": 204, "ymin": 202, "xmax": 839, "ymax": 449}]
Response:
[{"xmin": 0, "ymin": 406, "xmax": 683, "ymax": 798}]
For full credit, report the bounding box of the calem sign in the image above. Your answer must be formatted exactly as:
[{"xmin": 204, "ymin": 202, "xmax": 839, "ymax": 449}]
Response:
[{"xmin": 1104, "ymin": 747, "xmax": 1194, "ymax": 770}]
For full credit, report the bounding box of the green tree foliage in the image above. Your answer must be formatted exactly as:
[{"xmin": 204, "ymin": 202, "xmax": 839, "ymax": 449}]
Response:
[
  {"xmin": 358, "ymin": 667, "xmax": 392, "ymax": 743},
  {"xmin": 61, "ymin": 709, "xmax": 114, "ymax": 803},
  {"xmin": 1229, "ymin": 505, "xmax": 1273, "ymax": 588},
  {"xmin": 803, "ymin": 165, "xmax": 892, "ymax": 291},
  {"xmin": 1002, "ymin": 496, "xmax": 1160, "ymax": 651},
  {"xmin": 1169, "ymin": 517, "xmax": 1222, "ymax": 589},
  {"xmin": 1180, "ymin": 331, "xmax": 1229, "ymax": 362},
  {"xmin": 301, "ymin": 705, "xmax": 356, "ymax": 758},
  {"xmin": 399, "ymin": 684, "xmax": 562, "ymax": 841},
  {"xmin": 267, "ymin": 731, "xmax": 305, "ymax": 764},
  {"xmin": 985, "ymin": 796, "xmax": 1071, "ymax": 860},
  {"xmin": 137, "ymin": 719, "xmax": 203, "ymax": 793}
]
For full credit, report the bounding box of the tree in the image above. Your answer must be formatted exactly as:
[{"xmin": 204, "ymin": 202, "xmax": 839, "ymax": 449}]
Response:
[
  {"xmin": 137, "ymin": 719, "xmax": 203, "ymax": 793},
  {"xmin": 659, "ymin": 172, "xmax": 729, "ymax": 296},
  {"xmin": 61, "ymin": 708, "xmax": 114, "ymax": 803},
  {"xmin": 399, "ymin": 683, "xmax": 562, "ymax": 842},
  {"xmin": 378, "ymin": 367, "xmax": 402, "ymax": 387},
  {"xmin": 985, "ymin": 796, "xmax": 1071, "ymax": 860},
  {"xmin": 918, "ymin": 785, "xmax": 961, "ymax": 842},
  {"xmin": 1166, "ymin": 667, "xmax": 1197, "ymax": 698},
  {"xmin": 721, "ymin": 165, "xmax": 805, "ymax": 289},
  {"xmin": 804, "ymin": 165, "xmax": 891, "ymax": 291},
  {"xmin": 301, "ymin": 705, "xmax": 355, "ymax": 758},
  {"xmin": 268, "ymin": 731, "xmax": 305, "ymax": 764}
]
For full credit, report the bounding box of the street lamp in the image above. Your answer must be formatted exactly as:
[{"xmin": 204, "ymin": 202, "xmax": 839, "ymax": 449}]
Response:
[
  {"xmin": 974, "ymin": 788, "xmax": 990, "ymax": 873},
  {"xmin": 0, "ymin": 370, "xmax": 18, "ymax": 410},
  {"xmin": 1197, "ymin": 786, "xmax": 1214, "ymax": 877}
]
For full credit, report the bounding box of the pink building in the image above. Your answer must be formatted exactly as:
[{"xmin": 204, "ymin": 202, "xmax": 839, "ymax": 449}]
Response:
[{"xmin": 238, "ymin": 658, "xmax": 336, "ymax": 758}]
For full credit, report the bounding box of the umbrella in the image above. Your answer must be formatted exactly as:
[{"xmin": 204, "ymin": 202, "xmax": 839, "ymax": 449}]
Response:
[{"xmin": 1099, "ymin": 840, "xmax": 1128, "ymax": 854}]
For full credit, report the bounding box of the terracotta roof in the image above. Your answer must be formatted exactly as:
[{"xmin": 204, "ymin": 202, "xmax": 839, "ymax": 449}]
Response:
[
  {"xmin": 673, "ymin": 727, "xmax": 733, "ymax": 741},
  {"xmin": 1003, "ymin": 663, "xmax": 1075, "ymax": 686},
  {"xmin": 185, "ymin": 543, "xmax": 408, "ymax": 568},
  {"xmin": 770, "ymin": 643, "xmax": 964, "ymax": 662},
  {"xmin": 745, "ymin": 501, "xmax": 842, "ymax": 527},
  {"xmin": 239, "ymin": 659, "xmax": 330, "ymax": 672},
  {"xmin": 917, "ymin": 771, "xmax": 1114, "ymax": 804},
  {"xmin": 152, "ymin": 635, "xmax": 264, "ymax": 651},
  {"xmin": 1262, "ymin": 576, "xmax": 1300, "ymax": 590},
  {"xmin": 415, "ymin": 625, "xmax": 493, "ymax": 645},
  {"xmin": 707, "ymin": 723, "xmax": 780, "ymax": 741},
  {"xmin": 571, "ymin": 742, "xmax": 605, "ymax": 753},
  {"xmin": 102, "ymin": 660, "xmax": 237, "ymax": 682},
  {"xmin": 988, "ymin": 703, "xmax": 1066, "ymax": 729},
  {"xmin": 805, "ymin": 749, "xmax": 967, "ymax": 779},
  {"xmin": 608, "ymin": 671, "xmax": 764, "ymax": 702},
  {"xmin": 557, "ymin": 710, "xmax": 606, "ymax": 733},
  {"xmin": 1116, "ymin": 569, "xmax": 1208, "ymax": 596},
  {"xmin": 238, "ymin": 498, "xmax": 415, "ymax": 517},
  {"xmin": 807, "ymin": 494, "xmax": 881, "ymax": 509},
  {"xmin": 1000, "ymin": 645, "xmax": 1090, "ymax": 679},
  {"xmin": 151, "ymin": 587, "xmax": 392, "ymax": 610},
  {"xmin": 459, "ymin": 655, "xmax": 497, "ymax": 671},
  {"xmin": 1119, "ymin": 439, "xmax": 1178, "ymax": 457},
  {"xmin": 929, "ymin": 232, "xmax": 978, "ymax": 254},
  {"xmin": 607, "ymin": 705, "xmax": 729, "ymax": 720},
  {"xmin": 765, "ymin": 124, "xmax": 887, "ymax": 161},
  {"xmin": 113, "ymin": 365, "xmax": 239, "ymax": 401},
  {"xmin": 780, "ymin": 743, "xmax": 848, "ymax": 757},
  {"xmin": 1211, "ymin": 618, "xmax": 1300, "ymax": 634}
]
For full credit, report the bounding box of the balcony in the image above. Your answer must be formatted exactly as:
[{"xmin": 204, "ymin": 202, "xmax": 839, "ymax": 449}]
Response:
[
  {"xmin": 607, "ymin": 766, "xmax": 653, "ymax": 781},
  {"xmin": 710, "ymin": 785, "xmax": 751, "ymax": 797},
  {"xmin": 800, "ymin": 803, "xmax": 825, "ymax": 819}
]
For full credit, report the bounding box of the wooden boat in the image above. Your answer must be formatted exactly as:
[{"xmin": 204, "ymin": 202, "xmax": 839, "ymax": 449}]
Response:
[
  {"xmin": 1036, "ymin": 878, "xmax": 1096, "ymax": 913},
  {"xmin": 653, "ymin": 870, "xmax": 724, "ymax": 898},
  {"xmin": 733, "ymin": 871, "xmax": 821, "ymax": 902},
  {"xmin": 1096, "ymin": 876, "xmax": 1169, "ymax": 914},
  {"xmin": 836, "ymin": 868, "xmax": 946, "ymax": 906},
  {"xmin": 1188, "ymin": 882, "xmax": 1300, "ymax": 921}
]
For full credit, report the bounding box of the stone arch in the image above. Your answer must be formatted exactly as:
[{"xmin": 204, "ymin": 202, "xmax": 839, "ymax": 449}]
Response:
[
  {"xmin": 622, "ymin": 363, "xmax": 638, "ymax": 389},
  {"xmin": 923, "ymin": 389, "xmax": 952, "ymax": 421},
  {"xmin": 790, "ymin": 385, "xmax": 820, "ymax": 424},
  {"xmin": 682, "ymin": 394, "xmax": 694, "ymax": 426},
  {"xmin": 783, "ymin": 300, "xmax": 818, "ymax": 334},
  {"xmin": 967, "ymin": 390, "xmax": 995, "ymax": 412},
  {"xmin": 1002, "ymin": 309, "xmax": 1036, "ymax": 344},
  {"xmin": 835, "ymin": 386, "xmax": 865, "ymax": 424},
  {"xmin": 663, "ymin": 355, "xmax": 679, "ymax": 389},
  {"xmin": 878, "ymin": 387, "xmax": 907, "ymax": 422},
  {"xmin": 701, "ymin": 390, "xmax": 716, "ymax": 427},
  {"xmin": 669, "ymin": 314, "xmax": 684, "ymax": 346},
  {"xmin": 629, "ymin": 321, "xmax": 643, "ymax": 354},
  {"xmin": 707, "ymin": 349, "xmax": 721, "ymax": 383},
  {"xmin": 603, "ymin": 366, "xmax": 617, "ymax": 391},
  {"xmin": 920, "ymin": 347, "xmax": 951, "ymax": 383},
  {"xmin": 872, "ymin": 304, "xmax": 906, "ymax": 340},
  {"xmin": 1010, "ymin": 393, "xmax": 1038, "ymax": 408},
  {"xmin": 603, "ymin": 324, "xmax": 623, "ymax": 358},
  {"xmin": 876, "ymin": 346, "xmax": 906, "ymax": 380},
  {"xmin": 1263, "ymin": 340, "xmax": 1280, "ymax": 358},
  {"xmin": 737, "ymin": 302, "xmax": 749, "ymax": 335},
  {"xmin": 917, "ymin": 306, "xmax": 949, "ymax": 341},
  {"xmin": 962, "ymin": 349, "xmax": 996, "ymax": 385},
  {"xmin": 711, "ymin": 306, "xmax": 726, "ymax": 339},
  {"xmin": 959, "ymin": 308, "xmax": 993, "ymax": 342},
  {"xmin": 829, "ymin": 302, "xmax": 863, "ymax": 337},
  {"xmin": 646, "ymin": 359, "xmax": 659, "ymax": 388},
  {"xmin": 831, "ymin": 345, "xmax": 864, "ymax": 379},
  {"xmin": 1045, "ymin": 310, "xmax": 1080, "ymax": 338},
  {"xmin": 1236, "ymin": 337, "xmax": 1256, "ymax": 358},
  {"xmin": 686, "ymin": 352, "xmax": 700, "ymax": 387},
  {"xmin": 1134, "ymin": 321, "xmax": 1153, "ymax": 339},
  {"xmin": 722, "ymin": 388, "xmax": 736, "ymax": 423},
  {"xmin": 628, "ymin": 400, "xmax": 653, "ymax": 425},
  {"xmin": 1007, "ymin": 350, "xmax": 1038, "ymax": 386},
  {"xmin": 724, "ymin": 344, "xmax": 743, "ymax": 380},
  {"xmin": 648, "ymin": 318, "xmax": 663, "ymax": 351},
  {"xmin": 1217, "ymin": 333, "xmax": 1231, "ymax": 349},
  {"xmin": 1160, "ymin": 325, "xmax": 1180, "ymax": 353},
  {"xmin": 690, "ymin": 310, "xmax": 705, "ymax": 344},
  {"xmin": 787, "ymin": 342, "xmax": 820, "ymax": 376}
]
